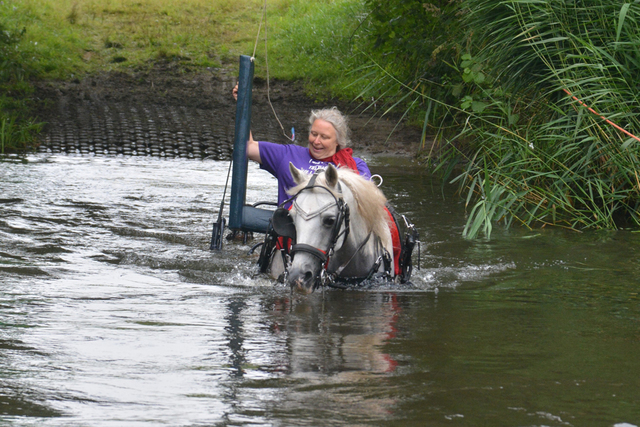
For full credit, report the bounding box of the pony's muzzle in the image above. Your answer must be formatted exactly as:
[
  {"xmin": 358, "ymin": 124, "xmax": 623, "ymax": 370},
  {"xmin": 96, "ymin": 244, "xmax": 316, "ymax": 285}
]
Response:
[
  {"xmin": 287, "ymin": 244, "xmax": 327, "ymax": 294},
  {"xmin": 286, "ymin": 252, "xmax": 322, "ymax": 294},
  {"xmin": 287, "ymin": 265, "xmax": 317, "ymax": 294}
]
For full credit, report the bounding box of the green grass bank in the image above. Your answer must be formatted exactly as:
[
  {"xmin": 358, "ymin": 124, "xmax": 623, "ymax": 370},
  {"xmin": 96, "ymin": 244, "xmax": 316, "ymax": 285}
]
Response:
[{"xmin": 2, "ymin": 0, "xmax": 359, "ymax": 154}]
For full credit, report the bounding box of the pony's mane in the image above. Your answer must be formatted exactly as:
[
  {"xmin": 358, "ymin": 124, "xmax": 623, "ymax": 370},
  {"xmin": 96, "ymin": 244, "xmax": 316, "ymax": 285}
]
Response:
[{"xmin": 288, "ymin": 168, "xmax": 390, "ymax": 247}]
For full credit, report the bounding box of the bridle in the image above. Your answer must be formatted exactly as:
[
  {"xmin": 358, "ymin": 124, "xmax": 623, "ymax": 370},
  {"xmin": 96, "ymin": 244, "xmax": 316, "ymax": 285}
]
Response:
[
  {"xmin": 272, "ymin": 171, "xmax": 350, "ymax": 272},
  {"xmin": 269, "ymin": 171, "xmax": 393, "ymax": 289}
]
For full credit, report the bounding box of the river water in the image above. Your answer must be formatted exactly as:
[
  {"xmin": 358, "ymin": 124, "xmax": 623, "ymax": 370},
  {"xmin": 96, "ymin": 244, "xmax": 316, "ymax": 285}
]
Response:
[{"xmin": 1, "ymin": 154, "xmax": 639, "ymax": 426}]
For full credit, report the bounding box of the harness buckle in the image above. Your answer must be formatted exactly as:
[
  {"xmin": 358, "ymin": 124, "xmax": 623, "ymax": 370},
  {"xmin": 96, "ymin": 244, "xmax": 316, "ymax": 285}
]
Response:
[
  {"xmin": 366, "ymin": 255, "xmax": 383, "ymax": 280},
  {"xmin": 318, "ymin": 269, "xmax": 335, "ymax": 289}
]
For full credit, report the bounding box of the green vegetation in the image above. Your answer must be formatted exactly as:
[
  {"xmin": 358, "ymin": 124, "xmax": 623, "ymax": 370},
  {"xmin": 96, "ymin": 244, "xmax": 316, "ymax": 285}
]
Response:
[
  {"xmin": 0, "ymin": 0, "xmax": 293, "ymax": 153},
  {"xmin": 1, "ymin": 0, "xmax": 290, "ymax": 77},
  {"xmin": 438, "ymin": 0, "xmax": 640, "ymax": 237},
  {"xmin": 269, "ymin": 0, "xmax": 640, "ymax": 237},
  {"xmin": 267, "ymin": 0, "xmax": 465, "ymax": 138},
  {"xmin": 0, "ymin": 16, "xmax": 41, "ymax": 154},
  {"xmin": 4, "ymin": 0, "xmax": 639, "ymax": 237},
  {"xmin": 264, "ymin": 0, "xmax": 368, "ymax": 98}
]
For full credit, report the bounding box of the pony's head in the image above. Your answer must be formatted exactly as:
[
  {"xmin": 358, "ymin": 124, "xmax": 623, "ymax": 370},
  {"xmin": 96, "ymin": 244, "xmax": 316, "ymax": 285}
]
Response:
[{"xmin": 284, "ymin": 163, "xmax": 389, "ymax": 294}]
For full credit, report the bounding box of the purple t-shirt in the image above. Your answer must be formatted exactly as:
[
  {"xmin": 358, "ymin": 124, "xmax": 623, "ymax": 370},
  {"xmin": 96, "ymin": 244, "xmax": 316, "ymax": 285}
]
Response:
[{"xmin": 258, "ymin": 141, "xmax": 371, "ymax": 205}]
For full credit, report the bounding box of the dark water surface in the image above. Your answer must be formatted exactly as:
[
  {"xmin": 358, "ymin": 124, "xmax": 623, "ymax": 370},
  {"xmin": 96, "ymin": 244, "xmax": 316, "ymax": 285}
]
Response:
[{"xmin": 1, "ymin": 155, "xmax": 639, "ymax": 426}]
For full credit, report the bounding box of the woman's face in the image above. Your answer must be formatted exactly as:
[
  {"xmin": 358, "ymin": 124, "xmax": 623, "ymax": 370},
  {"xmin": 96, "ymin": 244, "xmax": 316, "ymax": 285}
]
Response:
[{"xmin": 308, "ymin": 119, "xmax": 339, "ymax": 159}]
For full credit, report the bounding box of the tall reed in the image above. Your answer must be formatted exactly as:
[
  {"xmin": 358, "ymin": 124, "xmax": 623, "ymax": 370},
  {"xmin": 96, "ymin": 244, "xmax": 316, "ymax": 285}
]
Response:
[{"xmin": 438, "ymin": 0, "xmax": 640, "ymax": 238}]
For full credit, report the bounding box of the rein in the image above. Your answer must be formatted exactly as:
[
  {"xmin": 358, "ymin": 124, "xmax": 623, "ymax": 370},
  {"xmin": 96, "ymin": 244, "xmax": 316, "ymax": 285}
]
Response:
[{"xmin": 326, "ymin": 233, "xmax": 392, "ymax": 288}]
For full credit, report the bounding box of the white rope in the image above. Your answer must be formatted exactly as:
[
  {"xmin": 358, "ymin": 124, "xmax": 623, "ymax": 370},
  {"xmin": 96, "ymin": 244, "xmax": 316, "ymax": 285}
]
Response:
[
  {"xmin": 251, "ymin": 1, "xmax": 264, "ymax": 60},
  {"xmin": 252, "ymin": 0, "xmax": 295, "ymax": 142},
  {"xmin": 251, "ymin": 27, "xmax": 262, "ymax": 61}
]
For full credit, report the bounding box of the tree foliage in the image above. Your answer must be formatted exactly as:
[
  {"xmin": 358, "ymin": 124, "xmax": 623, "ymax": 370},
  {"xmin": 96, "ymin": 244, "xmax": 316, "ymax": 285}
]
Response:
[{"xmin": 364, "ymin": 0, "xmax": 463, "ymax": 81}]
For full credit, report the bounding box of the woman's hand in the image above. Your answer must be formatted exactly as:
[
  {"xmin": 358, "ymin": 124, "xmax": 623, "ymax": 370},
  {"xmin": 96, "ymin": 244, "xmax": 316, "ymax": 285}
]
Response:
[{"xmin": 232, "ymin": 83, "xmax": 238, "ymax": 101}]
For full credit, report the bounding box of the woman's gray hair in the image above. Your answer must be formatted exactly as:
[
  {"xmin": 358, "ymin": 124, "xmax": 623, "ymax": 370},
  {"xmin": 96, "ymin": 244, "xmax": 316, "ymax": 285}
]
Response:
[{"xmin": 309, "ymin": 107, "xmax": 351, "ymax": 148}]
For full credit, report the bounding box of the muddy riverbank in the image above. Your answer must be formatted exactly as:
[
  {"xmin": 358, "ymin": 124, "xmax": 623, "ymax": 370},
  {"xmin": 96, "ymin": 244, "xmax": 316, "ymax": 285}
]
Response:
[{"xmin": 31, "ymin": 62, "xmax": 424, "ymax": 159}]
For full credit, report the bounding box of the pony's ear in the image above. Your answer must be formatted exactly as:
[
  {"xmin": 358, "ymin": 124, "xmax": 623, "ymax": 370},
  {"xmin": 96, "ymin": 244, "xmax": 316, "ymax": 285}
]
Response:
[
  {"xmin": 289, "ymin": 162, "xmax": 306, "ymax": 185},
  {"xmin": 325, "ymin": 164, "xmax": 339, "ymax": 188}
]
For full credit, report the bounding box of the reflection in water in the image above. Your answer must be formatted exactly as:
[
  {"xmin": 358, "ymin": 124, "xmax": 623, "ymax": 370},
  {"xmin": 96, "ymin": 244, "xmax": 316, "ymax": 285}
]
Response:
[
  {"xmin": 215, "ymin": 291, "xmax": 403, "ymax": 425},
  {"xmin": 270, "ymin": 292, "xmax": 400, "ymax": 376},
  {"xmin": 1, "ymin": 155, "xmax": 639, "ymax": 426},
  {"xmin": 224, "ymin": 298, "xmax": 248, "ymax": 378}
]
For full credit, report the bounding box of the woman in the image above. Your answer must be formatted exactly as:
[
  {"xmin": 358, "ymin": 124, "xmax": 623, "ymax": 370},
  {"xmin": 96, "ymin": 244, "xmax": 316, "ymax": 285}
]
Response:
[
  {"xmin": 233, "ymin": 84, "xmax": 371, "ymax": 205},
  {"xmin": 233, "ymin": 86, "xmax": 403, "ymax": 278}
]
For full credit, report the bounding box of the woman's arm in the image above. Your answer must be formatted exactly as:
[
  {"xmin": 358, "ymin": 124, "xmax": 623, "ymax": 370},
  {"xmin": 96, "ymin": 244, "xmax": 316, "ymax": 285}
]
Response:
[
  {"xmin": 233, "ymin": 82, "xmax": 261, "ymax": 163},
  {"xmin": 247, "ymin": 131, "xmax": 261, "ymax": 163}
]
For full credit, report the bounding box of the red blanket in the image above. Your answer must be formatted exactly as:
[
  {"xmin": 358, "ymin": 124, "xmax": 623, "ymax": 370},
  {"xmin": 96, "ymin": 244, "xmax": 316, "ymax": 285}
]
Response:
[{"xmin": 384, "ymin": 207, "xmax": 402, "ymax": 276}]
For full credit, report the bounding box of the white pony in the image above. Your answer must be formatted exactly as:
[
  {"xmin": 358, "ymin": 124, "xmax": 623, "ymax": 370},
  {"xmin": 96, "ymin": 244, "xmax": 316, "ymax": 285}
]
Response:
[{"xmin": 265, "ymin": 163, "xmax": 395, "ymax": 294}]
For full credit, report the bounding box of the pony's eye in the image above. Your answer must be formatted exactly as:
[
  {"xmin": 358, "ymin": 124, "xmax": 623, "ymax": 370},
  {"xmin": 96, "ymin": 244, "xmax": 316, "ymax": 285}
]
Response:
[{"xmin": 322, "ymin": 217, "xmax": 336, "ymax": 227}]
